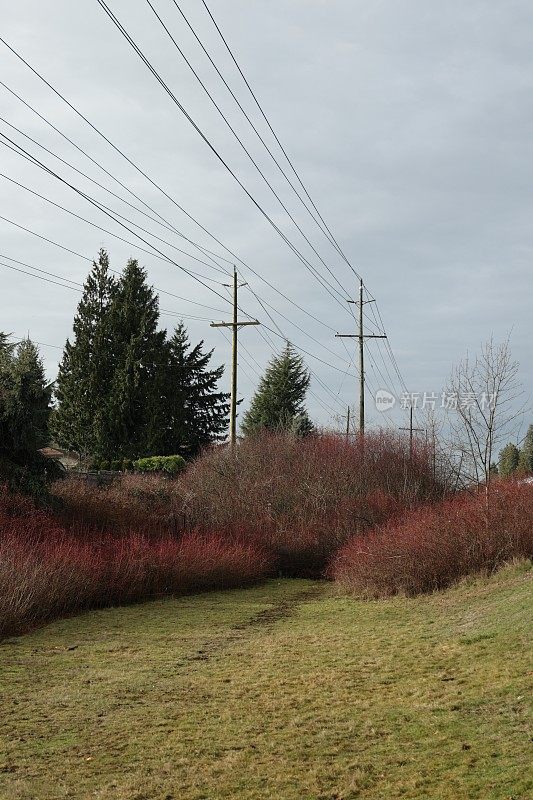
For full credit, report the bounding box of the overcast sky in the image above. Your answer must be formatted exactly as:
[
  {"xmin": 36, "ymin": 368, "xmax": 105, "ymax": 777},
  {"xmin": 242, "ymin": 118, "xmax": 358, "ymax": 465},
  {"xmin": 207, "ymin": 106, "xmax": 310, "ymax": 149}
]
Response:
[{"xmin": 1, "ymin": 0, "xmax": 532, "ymax": 434}]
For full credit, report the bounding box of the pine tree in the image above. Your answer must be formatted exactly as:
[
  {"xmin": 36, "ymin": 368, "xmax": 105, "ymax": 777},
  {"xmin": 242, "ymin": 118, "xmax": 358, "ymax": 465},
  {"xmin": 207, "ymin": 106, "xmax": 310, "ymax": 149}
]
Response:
[
  {"xmin": 0, "ymin": 335, "xmax": 53, "ymax": 493},
  {"xmin": 0, "ymin": 337, "xmax": 51, "ymax": 459},
  {"xmin": 53, "ymin": 249, "xmax": 116, "ymax": 457},
  {"xmin": 241, "ymin": 342, "xmax": 314, "ymax": 436},
  {"xmin": 162, "ymin": 323, "xmax": 229, "ymax": 456},
  {"xmin": 104, "ymin": 259, "xmax": 167, "ymax": 459},
  {"xmin": 54, "ymin": 252, "xmax": 231, "ymax": 461},
  {"xmin": 518, "ymin": 424, "xmax": 533, "ymax": 473},
  {"xmin": 498, "ymin": 442, "xmax": 520, "ymax": 477}
]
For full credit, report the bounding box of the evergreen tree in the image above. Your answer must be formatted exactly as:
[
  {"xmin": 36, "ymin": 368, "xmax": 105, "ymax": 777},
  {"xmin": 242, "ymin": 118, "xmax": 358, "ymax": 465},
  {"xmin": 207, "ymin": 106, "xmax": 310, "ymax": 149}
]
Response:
[
  {"xmin": 498, "ymin": 442, "xmax": 520, "ymax": 477},
  {"xmin": 161, "ymin": 323, "xmax": 229, "ymax": 456},
  {"xmin": 518, "ymin": 424, "xmax": 533, "ymax": 473},
  {"xmin": 54, "ymin": 251, "xmax": 231, "ymax": 461},
  {"xmin": 53, "ymin": 249, "xmax": 116, "ymax": 457},
  {"xmin": 104, "ymin": 259, "xmax": 167, "ymax": 458},
  {"xmin": 0, "ymin": 335, "xmax": 54, "ymax": 492},
  {"xmin": 0, "ymin": 337, "xmax": 51, "ymax": 458},
  {"xmin": 241, "ymin": 343, "xmax": 314, "ymax": 436}
]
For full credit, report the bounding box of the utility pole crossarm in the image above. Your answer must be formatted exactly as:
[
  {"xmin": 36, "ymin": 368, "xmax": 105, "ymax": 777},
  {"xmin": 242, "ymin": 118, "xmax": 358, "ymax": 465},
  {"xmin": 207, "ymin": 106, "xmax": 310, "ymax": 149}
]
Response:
[
  {"xmin": 399, "ymin": 427, "xmax": 426, "ymax": 432},
  {"xmin": 210, "ymin": 320, "xmax": 260, "ymax": 328},
  {"xmin": 334, "ymin": 278, "xmax": 388, "ymax": 435},
  {"xmin": 210, "ymin": 267, "xmax": 260, "ymax": 449},
  {"xmin": 399, "ymin": 405, "xmax": 425, "ymax": 458}
]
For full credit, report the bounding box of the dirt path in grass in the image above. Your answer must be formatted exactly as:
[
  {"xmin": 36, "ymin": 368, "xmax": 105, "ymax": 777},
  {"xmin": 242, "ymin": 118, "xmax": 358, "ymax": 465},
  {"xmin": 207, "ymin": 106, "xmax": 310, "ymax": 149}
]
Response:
[
  {"xmin": 1, "ymin": 567, "xmax": 531, "ymax": 800},
  {"xmin": 184, "ymin": 583, "xmax": 327, "ymax": 664}
]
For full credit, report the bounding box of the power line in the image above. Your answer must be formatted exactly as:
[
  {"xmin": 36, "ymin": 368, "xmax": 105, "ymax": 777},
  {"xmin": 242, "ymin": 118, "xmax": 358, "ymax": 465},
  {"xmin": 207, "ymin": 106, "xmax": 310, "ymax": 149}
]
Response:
[
  {"xmin": 145, "ymin": 0, "xmax": 353, "ymax": 303},
  {"xmin": 0, "ymin": 135, "xmax": 229, "ymax": 288},
  {"xmin": 169, "ymin": 0, "xmax": 340, "ymax": 256},
  {"xmin": 0, "ymin": 52, "xmax": 341, "ymax": 339},
  {"xmin": 0, "ymin": 79, "xmax": 232, "ymax": 273},
  {"xmin": 0, "ymin": 31, "xmax": 412, "ymax": 411},
  {"xmin": 0, "ymin": 223, "xmax": 229, "ymax": 314},
  {"xmin": 199, "ymin": 0, "xmax": 361, "ymax": 280},
  {"xmin": 0, "ymin": 43, "xmax": 248, "ymax": 273},
  {"xmin": 93, "ymin": 2, "xmax": 354, "ymax": 314},
  {"xmin": 0, "ymin": 260, "xmax": 81, "ymax": 291},
  {"xmin": 1, "ymin": 138, "xmax": 357, "ymax": 375},
  {"xmin": 0, "ymin": 253, "xmax": 83, "ymax": 287},
  {"xmin": 0, "ymin": 107, "xmax": 230, "ymax": 273},
  {"xmin": 243, "ymin": 283, "xmax": 351, "ymax": 364},
  {"xmin": 0, "ymin": 153, "xmax": 237, "ymax": 307},
  {"xmin": 0, "ymin": 117, "xmax": 230, "ymax": 277},
  {"xmin": 2, "ymin": 260, "xmax": 220, "ymax": 323},
  {"xmin": 187, "ymin": 7, "xmax": 416, "ymax": 403}
]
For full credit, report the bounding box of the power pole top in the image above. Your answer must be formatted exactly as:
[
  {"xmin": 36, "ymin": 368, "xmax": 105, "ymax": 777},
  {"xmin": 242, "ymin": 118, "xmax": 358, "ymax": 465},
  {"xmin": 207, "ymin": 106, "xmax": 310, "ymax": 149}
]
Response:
[
  {"xmin": 399, "ymin": 406, "xmax": 425, "ymax": 458},
  {"xmin": 210, "ymin": 267, "xmax": 260, "ymax": 449},
  {"xmin": 335, "ymin": 278, "xmax": 387, "ymax": 435}
]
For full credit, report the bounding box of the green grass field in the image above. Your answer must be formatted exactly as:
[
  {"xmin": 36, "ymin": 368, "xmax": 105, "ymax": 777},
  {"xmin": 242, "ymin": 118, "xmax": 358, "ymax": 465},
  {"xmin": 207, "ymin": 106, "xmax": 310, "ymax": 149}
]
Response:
[{"xmin": 1, "ymin": 563, "xmax": 531, "ymax": 800}]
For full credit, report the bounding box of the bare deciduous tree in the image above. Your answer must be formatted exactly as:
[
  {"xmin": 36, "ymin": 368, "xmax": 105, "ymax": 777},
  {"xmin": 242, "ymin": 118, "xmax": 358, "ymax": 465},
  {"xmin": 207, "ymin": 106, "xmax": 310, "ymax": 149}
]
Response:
[{"xmin": 446, "ymin": 336, "xmax": 524, "ymax": 491}]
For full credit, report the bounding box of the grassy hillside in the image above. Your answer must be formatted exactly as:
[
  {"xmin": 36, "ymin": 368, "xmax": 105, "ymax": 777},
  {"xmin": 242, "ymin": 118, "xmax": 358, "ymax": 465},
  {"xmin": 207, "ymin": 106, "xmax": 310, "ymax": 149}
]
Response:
[{"xmin": 1, "ymin": 563, "xmax": 531, "ymax": 800}]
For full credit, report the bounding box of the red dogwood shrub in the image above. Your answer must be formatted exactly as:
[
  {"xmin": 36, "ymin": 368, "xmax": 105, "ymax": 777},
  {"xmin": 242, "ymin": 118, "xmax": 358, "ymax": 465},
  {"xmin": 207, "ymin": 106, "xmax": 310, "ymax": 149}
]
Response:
[
  {"xmin": 0, "ymin": 485, "xmax": 272, "ymax": 638},
  {"xmin": 331, "ymin": 479, "xmax": 533, "ymax": 596},
  {"xmin": 179, "ymin": 431, "xmax": 444, "ymax": 575}
]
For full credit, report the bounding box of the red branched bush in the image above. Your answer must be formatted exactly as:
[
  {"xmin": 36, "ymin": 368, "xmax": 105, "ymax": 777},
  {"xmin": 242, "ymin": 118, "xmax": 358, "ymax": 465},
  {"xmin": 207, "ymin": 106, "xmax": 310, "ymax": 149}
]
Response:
[
  {"xmin": 331, "ymin": 479, "xmax": 533, "ymax": 596},
  {"xmin": 0, "ymin": 486, "xmax": 272, "ymax": 638},
  {"xmin": 50, "ymin": 432, "xmax": 443, "ymax": 577},
  {"xmin": 52, "ymin": 473, "xmax": 185, "ymax": 536},
  {"xmin": 178, "ymin": 431, "xmax": 444, "ymax": 575}
]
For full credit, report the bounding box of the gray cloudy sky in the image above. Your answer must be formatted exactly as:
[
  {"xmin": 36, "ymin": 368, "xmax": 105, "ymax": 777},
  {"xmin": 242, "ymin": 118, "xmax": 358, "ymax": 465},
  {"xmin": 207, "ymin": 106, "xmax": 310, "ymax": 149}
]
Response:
[{"xmin": 1, "ymin": 0, "xmax": 532, "ymax": 431}]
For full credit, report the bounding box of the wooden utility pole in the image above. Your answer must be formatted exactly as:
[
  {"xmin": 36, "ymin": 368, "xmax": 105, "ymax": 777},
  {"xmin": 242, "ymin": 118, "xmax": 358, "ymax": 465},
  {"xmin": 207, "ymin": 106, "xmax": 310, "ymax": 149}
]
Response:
[
  {"xmin": 210, "ymin": 267, "xmax": 259, "ymax": 449},
  {"xmin": 335, "ymin": 279, "xmax": 387, "ymax": 435},
  {"xmin": 345, "ymin": 405, "xmax": 351, "ymax": 440},
  {"xmin": 399, "ymin": 406, "xmax": 425, "ymax": 458}
]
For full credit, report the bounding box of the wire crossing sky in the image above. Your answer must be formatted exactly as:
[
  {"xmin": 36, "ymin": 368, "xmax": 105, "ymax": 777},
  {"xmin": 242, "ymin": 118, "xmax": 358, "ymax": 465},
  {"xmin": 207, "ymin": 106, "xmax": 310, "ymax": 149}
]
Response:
[{"xmin": 1, "ymin": 0, "xmax": 531, "ymax": 431}]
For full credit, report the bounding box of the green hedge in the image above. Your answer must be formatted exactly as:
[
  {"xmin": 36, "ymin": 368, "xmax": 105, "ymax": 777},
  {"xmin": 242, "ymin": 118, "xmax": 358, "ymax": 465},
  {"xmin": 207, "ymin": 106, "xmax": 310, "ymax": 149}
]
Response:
[
  {"xmin": 91, "ymin": 455, "xmax": 186, "ymax": 474},
  {"xmin": 133, "ymin": 455, "xmax": 186, "ymax": 476}
]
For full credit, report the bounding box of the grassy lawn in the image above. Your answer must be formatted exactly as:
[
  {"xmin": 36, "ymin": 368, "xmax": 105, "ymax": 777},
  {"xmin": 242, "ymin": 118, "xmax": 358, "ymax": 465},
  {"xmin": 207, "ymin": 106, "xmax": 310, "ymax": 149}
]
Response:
[{"xmin": 0, "ymin": 564, "xmax": 531, "ymax": 800}]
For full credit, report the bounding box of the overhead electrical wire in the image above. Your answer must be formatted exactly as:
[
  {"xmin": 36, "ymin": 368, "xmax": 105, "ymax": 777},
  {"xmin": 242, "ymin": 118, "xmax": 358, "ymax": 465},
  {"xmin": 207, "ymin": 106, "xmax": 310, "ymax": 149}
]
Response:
[
  {"xmin": 1, "ymin": 260, "xmax": 81, "ymax": 291},
  {"xmin": 0, "ymin": 57, "xmax": 345, "ymax": 339},
  {"xmin": 0, "ymin": 141, "xmax": 239, "ymax": 307},
  {"xmin": 199, "ymin": 0, "xmax": 361, "ymax": 279},
  {"xmin": 0, "ymin": 26, "xmax": 412, "ymax": 418},
  {"xmin": 0, "ymin": 79, "xmax": 232, "ymax": 273},
  {"xmin": 2, "ymin": 260, "xmax": 223, "ymax": 323},
  {"xmin": 0, "ymin": 253, "xmax": 82, "ymax": 287},
  {"xmin": 0, "ymin": 224, "xmax": 229, "ymax": 314},
  {"xmin": 0, "ymin": 134, "xmax": 229, "ymax": 285},
  {"xmin": 197, "ymin": 1, "xmax": 416, "ymax": 401},
  {"xmin": 144, "ymin": 0, "xmax": 353, "ymax": 304},
  {"xmin": 170, "ymin": 0, "xmax": 340, "ymax": 257},
  {"xmin": 1, "ymin": 136, "xmax": 355, "ymax": 373},
  {"xmin": 92, "ymin": 2, "xmax": 355, "ymax": 315},
  {"xmin": 0, "ymin": 114, "xmax": 232, "ymax": 275}
]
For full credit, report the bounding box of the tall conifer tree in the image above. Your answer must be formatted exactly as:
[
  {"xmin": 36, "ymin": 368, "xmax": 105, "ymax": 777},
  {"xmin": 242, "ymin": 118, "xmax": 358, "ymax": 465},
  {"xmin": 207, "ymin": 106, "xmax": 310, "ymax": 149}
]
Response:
[
  {"xmin": 241, "ymin": 343, "xmax": 314, "ymax": 436},
  {"xmin": 104, "ymin": 259, "xmax": 166, "ymax": 458},
  {"xmin": 518, "ymin": 424, "xmax": 533, "ymax": 473},
  {"xmin": 53, "ymin": 249, "xmax": 116, "ymax": 457},
  {"xmin": 0, "ymin": 335, "xmax": 53, "ymax": 492},
  {"xmin": 498, "ymin": 442, "xmax": 520, "ymax": 477},
  {"xmin": 0, "ymin": 338, "xmax": 51, "ymax": 459},
  {"xmin": 162, "ymin": 322, "xmax": 229, "ymax": 456}
]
